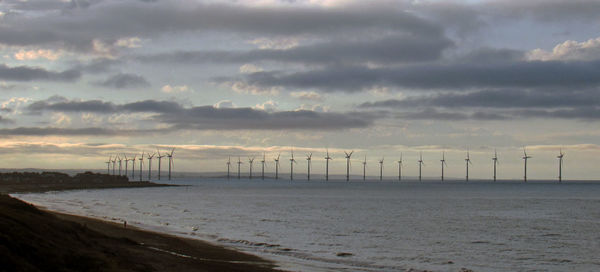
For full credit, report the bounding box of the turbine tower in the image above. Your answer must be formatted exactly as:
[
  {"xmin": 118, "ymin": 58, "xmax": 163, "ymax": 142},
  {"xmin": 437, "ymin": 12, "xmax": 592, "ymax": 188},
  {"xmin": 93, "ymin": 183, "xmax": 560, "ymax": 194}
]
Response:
[
  {"xmin": 147, "ymin": 152, "xmax": 156, "ymax": 180},
  {"xmin": 344, "ymin": 150, "xmax": 353, "ymax": 181},
  {"xmin": 237, "ymin": 156, "xmax": 242, "ymax": 179},
  {"xmin": 290, "ymin": 149, "xmax": 297, "ymax": 180},
  {"xmin": 418, "ymin": 152, "xmax": 425, "ymax": 181},
  {"xmin": 261, "ymin": 153, "xmax": 266, "ymax": 180},
  {"xmin": 226, "ymin": 156, "xmax": 231, "ymax": 180},
  {"xmin": 306, "ymin": 153, "xmax": 312, "ymax": 181},
  {"xmin": 156, "ymin": 149, "xmax": 166, "ymax": 180},
  {"xmin": 522, "ymin": 148, "xmax": 532, "ymax": 182},
  {"xmin": 124, "ymin": 155, "xmax": 129, "ymax": 177},
  {"xmin": 118, "ymin": 156, "xmax": 122, "ymax": 176},
  {"xmin": 379, "ymin": 157, "xmax": 384, "ymax": 181},
  {"xmin": 131, "ymin": 155, "xmax": 136, "ymax": 179},
  {"xmin": 441, "ymin": 152, "xmax": 447, "ymax": 181},
  {"xmin": 138, "ymin": 153, "xmax": 144, "ymax": 182},
  {"xmin": 167, "ymin": 148, "xmax": 175, "ymax": 180},
  {"xmin": 105, "ymin": 156, "xmax": 111, "ymax": 175},
  {"xmin": 248, "ymin": 156, "xmax": 255, "ymax": 179},
  {"xmin": 112, "ymin": 156, "xmax": 116, "ymax": 175},
  {"xmin": 324, "ymin": 149, "xmax": 332, "ymax": 181},
  {"xmin": 274, "ymin": 153, "xmax": 280, "ymax": 180},
  {"xmin": 557, "ymin": 149, "xmax": 564, "ymax": 183},
  {"xmin": 492, "ymin": 149, "xmax": 499, "ymax": 182},
  {"xmin": 397, "ymin": 153, "xmax": 403, "ymax": 181},
  {"xmin": 362, "ymin": 155, "xmax": 367, "ymax": 181},
  {"xmin": 465, "ymin": 150, "xmax": 472, "ymax": 182}
]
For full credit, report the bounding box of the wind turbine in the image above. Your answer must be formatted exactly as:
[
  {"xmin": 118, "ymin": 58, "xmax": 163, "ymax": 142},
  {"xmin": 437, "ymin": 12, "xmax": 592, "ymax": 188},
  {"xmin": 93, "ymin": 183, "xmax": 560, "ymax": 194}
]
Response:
[
  {"xmin": 147, "ymin": 152, "xmax": 156, "ymax": 181},
  {"xmin": 379, "ymin": 157, "xmax": 384, "ymax": 181},
  {"xmin": 362, "ymin": 155, "xmax": 367, "ymax": 181},
  {"xmin": 261, "ymin": 153, "xmax": 266, "ymax": 180},
  {"xmin": 105, "ymin": 156, "xmax": 111, "ymax": 175},
  {"xmin": 138, "ymin": 153, "xmax": 144, "ymax": 182},
  {"xmin": 492, "ymin": 149, "xmax": 499, "ymax": 182},
  {"xmin": 290, "ymin": 149, "xmax": 297, "ymax": 180},
  {"xmin": 156, "ymin": 149, "xmax": 166, "ymax": 180},
  {"xmin": 167, "ymin": 148, "xmax": 175, "ymax": 180},
  {"xmin": 274, "ymin": 153, "xmax": 280, "ymax": 180},
  {"xmin": 306, "ymin": 153, "xmax": 313, "ymax": 181},
  {"xmin": 324, "ymin": 149, "xmax": 332, "ymax": 181},
  {"xmin": 248, "ymin": 156, "xmax": 255, "ymax": 179},
  {"xmin": 344, "ymin": 150, "xmax": 353, "ymax": 181},
  {"xmin": 124, "ymin": 155, "xmax": 129, "ymax": 177},
  {"xmin": 118, "ymin": 156, "xmax": 122, "ymax": 176},
  {"xmin": 557, "ymin": 149, "xmax": 564, "ymax": 183},
  {"xmin": 441, "ymin": 152, "xmax": 447, "ymax": 181},
  {"xmin": 418, "ymin": 152, "xmax": 425, "ymax": 181},
  {"xmin": 226, "ymin": 156, "xmax": 231, "ymax": 180},
  {"xmin": 237, "ymin": 156, "xmax": 242, "ymax": 179},
  {"xmin": 397, "ymin": 153, "xmax": 403, "ymax": 181},
  {"xmin": 131, "ymin": 154, "xmax": 136, "ymax": 179},
  {"xmin": 111, "ymin": 156, "xmax": 117, "ymax": 175},
  {"xmin": 465, "ymin": 150, "xmax": 472, "ymax": 182},
  {"xmin": 522, "ymin": 148, "xmax": 532, "ymax": 182}
]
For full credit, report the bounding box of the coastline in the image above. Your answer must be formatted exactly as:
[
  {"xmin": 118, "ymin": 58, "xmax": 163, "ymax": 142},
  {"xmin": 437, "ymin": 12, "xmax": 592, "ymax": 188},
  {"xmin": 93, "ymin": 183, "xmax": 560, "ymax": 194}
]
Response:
[{"xmin": 0, "ymin": 173, "xmax": 285, "ymax": 272}]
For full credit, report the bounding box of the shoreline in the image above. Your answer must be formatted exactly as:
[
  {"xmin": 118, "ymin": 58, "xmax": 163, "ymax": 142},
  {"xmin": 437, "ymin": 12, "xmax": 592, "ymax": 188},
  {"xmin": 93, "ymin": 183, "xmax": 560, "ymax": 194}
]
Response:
[{"xmin": 1, "ymin": 194, "xmax": 284, "ymax": 272}]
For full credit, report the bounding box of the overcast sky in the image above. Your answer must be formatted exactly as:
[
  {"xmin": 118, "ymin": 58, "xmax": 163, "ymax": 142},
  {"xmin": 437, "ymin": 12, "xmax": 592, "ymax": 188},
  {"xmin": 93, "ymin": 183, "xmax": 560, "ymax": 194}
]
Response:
[{"xmin": 0, "ymin": 0, "xmax": 599, "ymax": 180}]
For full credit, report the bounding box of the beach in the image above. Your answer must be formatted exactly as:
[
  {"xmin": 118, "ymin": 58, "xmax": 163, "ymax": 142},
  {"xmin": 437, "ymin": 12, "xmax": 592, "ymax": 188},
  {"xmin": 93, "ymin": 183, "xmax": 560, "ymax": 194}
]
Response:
[{"xmin": 0, "ymin": 174, "xmax": 283, "ymax": 272}]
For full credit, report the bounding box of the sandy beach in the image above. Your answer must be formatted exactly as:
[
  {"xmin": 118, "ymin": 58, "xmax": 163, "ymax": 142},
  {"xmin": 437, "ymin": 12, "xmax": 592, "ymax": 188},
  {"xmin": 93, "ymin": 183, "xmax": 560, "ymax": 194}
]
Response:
[{"xmin": 0, "ymin": 174, "xmax": 283, "ymax": 272}]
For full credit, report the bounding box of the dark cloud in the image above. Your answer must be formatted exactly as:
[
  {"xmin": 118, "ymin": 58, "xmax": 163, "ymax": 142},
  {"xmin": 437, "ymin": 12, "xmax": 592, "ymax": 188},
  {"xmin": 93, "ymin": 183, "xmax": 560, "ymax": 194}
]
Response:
[
  {"xmin": 139, "ymin": 34, "xmax": 453, "ymax": 65},
  {"xmin": 25, "ymin": 98, "xmax": 375, "ymax": 130},
  {"xmin": 0, "ymin": 64, "xmax": 80, "ymax": 82},
  {"xmin": 0, "ymin": 127, "xmax": 153, "ymax": 136},
  {"xmin": 395, "ymin": 108, "xmax": 508, "ymax": 121},
  {"xmin": 0, "ymin": 1, "xmax": 443, "ymax": 52},
  {"xmin": 0, "ymin": 116, "xmax": 15, "ymax": 124},
  {"xmin": 360, "ymin": 89, "xmax": 600, "ymax": 109},
  {"xmin": 93, "ymin": 73, "xmax": 150, "ymax": 89},
  {"xmin": 224, "ymin": 60, "xmax": 600, "ymax": 92}
]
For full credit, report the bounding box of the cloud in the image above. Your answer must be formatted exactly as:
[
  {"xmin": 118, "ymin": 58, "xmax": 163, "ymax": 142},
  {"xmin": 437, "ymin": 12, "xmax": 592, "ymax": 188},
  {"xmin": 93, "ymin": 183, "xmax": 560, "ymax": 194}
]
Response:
[
  {"xmin": 0, "ymin": 63, "xmax": 80, "ymax": 82},
  {"xmin": 254, "ymin": 100, "xmax": 278, "ymax": 112},
  {"xmin": 290, "ymin": 91, "xmax": 323, "ymax": 101},
  {"xmin": 527, "ymin": 37, "xmax": 600, "ymax": 61},
  {"xmin": 161, "ymin": 84, "xmax": 191, "ymax": 93},
  {"xmin": 226, "ymin": 60, "xmax": 600, "ymax": 92},
  {"xmin": 239, "ymin": 64, "xmax": 263, "ymax": 74},
  {"xmin": 0, "ymin": 127, "xmax": 154, "ymax": 136},
  {"xmin": 14, "ymin": 49, "xmax": 62, "ymax": 61},
  {"xmin": 94, "ymin": 73, "xmax": 150, "ymax": 89},
  {"xmin": 214, "ymin": 100, "xmax": 236, "ymax": 109}
]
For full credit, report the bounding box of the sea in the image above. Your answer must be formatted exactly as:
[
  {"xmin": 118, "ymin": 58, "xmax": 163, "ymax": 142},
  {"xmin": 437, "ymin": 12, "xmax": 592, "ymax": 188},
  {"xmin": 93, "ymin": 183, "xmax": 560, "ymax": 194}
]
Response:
[{"xmin": 13, "ymin": 178, "xmax": 600, "ymax": 271}]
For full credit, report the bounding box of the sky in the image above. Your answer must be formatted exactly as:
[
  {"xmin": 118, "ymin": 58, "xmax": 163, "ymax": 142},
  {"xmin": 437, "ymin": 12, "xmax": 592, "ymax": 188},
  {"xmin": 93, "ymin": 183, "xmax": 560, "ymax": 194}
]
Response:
[{"xmin": 0, "ymin": 0, "xmax": 599, "ymax": 180}]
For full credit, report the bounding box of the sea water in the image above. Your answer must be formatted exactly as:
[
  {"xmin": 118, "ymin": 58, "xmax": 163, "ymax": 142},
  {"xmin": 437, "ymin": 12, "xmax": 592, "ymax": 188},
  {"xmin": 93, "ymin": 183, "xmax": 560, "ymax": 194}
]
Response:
[{"xmin": 14, "ymin": 179, "xmax": 600, "ymax": 271}]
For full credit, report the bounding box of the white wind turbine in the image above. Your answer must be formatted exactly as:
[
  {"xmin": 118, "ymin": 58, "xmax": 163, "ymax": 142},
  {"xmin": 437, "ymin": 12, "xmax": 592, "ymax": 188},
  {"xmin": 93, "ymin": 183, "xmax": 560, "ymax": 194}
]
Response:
[
  {"xmin": 226, "ymin": 156, "xmax": 231, "ymax": 180},
  {"xmin": 306, "ymin": 153, "xmax": 313, "ymax": 181},
  {"xmin": 261, "ymin": 153, "xmax": 267, "ymax": 180},
  {"xmin": 118, "ymin": 156, "xmax": 122, "ymax": 176},
  {"xmin": 397, "ymin": 153, "xmax": 403, "ymax": 181},
  {"xmin": 492, "ymin": 149, "xmax": 499, "ymax": 182},
  {"xmin": 112, "ymin": 156, "xmax": 117, "ymax": 175},
  {"xmin": 290, "ymin": 149, "xmax": 297, "ymax": 180},
  {"xmin": 465, "ymin": 150, "xmax": 472, "ymax": 182},
  {"xmin": 248, "ymin": 156, "xmax": 255, "ymax": 179},
  {"xmin": 557, "ymin": 149, "xmax": 564, "ymax": 183},
  {"xmin": 324, "ymin": 149, "xmax": 332, "ymax": 181},
  {"xmin": 138, "ymin": 152, "xmax": 144, "ymax": 182},
  {"xmin": 379, "ymin": 157, "xmax": 384, "ymax": 181},
  {"xmin": 237, "ymin": 156, "xmax": 242, "ymax": 179},
  {"xmin": 105, "ymin": 156, "xmax": 111, "ymax": 175},
  {"xmin": 344, "ymin": 150, "xmax": 354, "ymax": 181},
  {"xmin": 147, "ymin": 152, "xmax": 156, "ymax": 180},
  {"xmin": 441, "ymin": 151, "xmax": 447, "ymax": 181},
  {"xmin": 274, "ymin": 153, "xmax": 280, "ymax": 180},
  {"xmin": 362, "ymin": 155, "xmax": 367, "ymax": 181},
  {"xmin": 418, "ymin": 152, "xmax": 425, "ymax": 181},
  {"xmin": 124, "ymin": 155, "xmax": 129, "ymax": 177},
  {"xmin": 167, "ymin": 148, "xmax": 175, "ymax": 180},
  {"xmin": 522, "ymin": 147, "xmax": 532, "ymax": 182},
  {"xmin": 131, "ymin": 154, "xmax": 136, "ymax": 179},
  {"xmin": 156, "ymin": 149, "xmax": 166, "ymax": 180}
]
